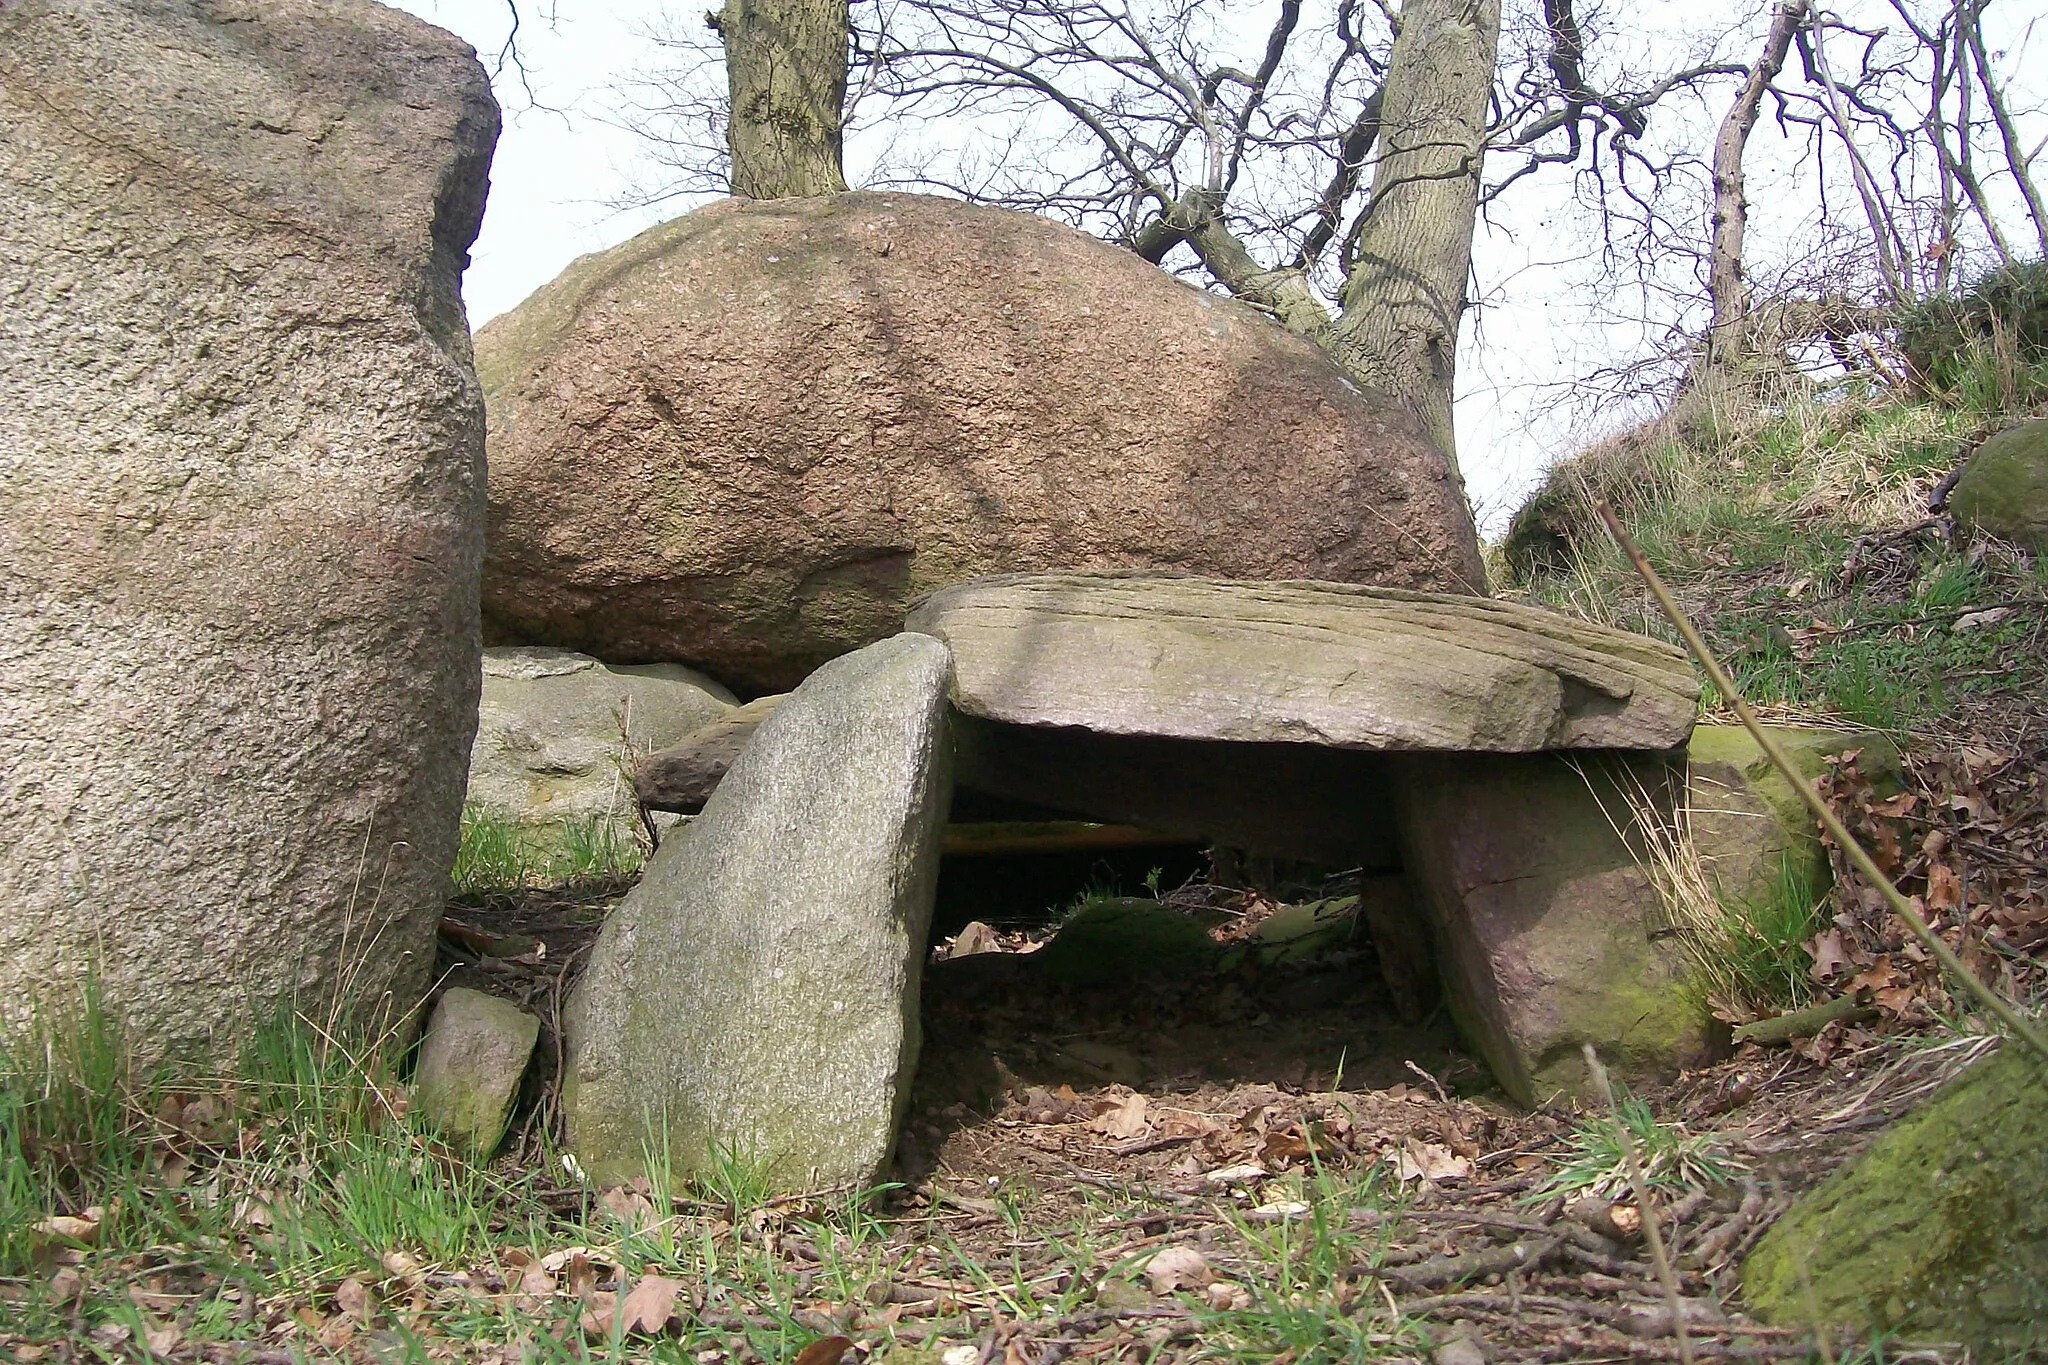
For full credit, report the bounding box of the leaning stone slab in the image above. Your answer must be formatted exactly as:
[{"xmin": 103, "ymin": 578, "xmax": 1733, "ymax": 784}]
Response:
[
  {"xmin": 564, "ymin": 634, "xmax": 954, "ymax": 1191},
  {"xmin": 0, "ymin": 1, "xmax": 497, "ymax": 1056},
  {"xmin": 906, "ymin": 573, "xmax": 1699, "ymax": 751},
  {"xmin": 1743, "ymin": 1043, "xmax": 2048, "ymax": 1351},
  {"xmin": 1393, "ymin": 753, "xmax": 1716, "ymax": 1106},
  {"xmin": 413, "ymin": 988, "xmax": 540, "ymax": 1156},
  {"xmin": 469, "ymin": 647, "xmax": 735, "ymax": 826}
]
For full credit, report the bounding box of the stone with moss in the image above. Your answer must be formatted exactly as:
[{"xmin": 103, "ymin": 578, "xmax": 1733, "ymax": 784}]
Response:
[
  {"xmin": 1685, "ymin": 724, "xmax": 1901, "ymax": 912},
  {"xmin": 1391, "ymin": 752, "xmax": 1716, "ymax": 1107},
  {"xmin": 1032, "ymin": 898, "xmax": 1224, "ymax": 988},
  {"xmin": 1742, "ymin": 1044, "xmax": 2048, "ymax": 1351},
  {"xmin": 1948, "ymin": 417, "xmax": 2048, "ymax": 545},
  {"xmin": 412, "ymin": 989, "xmax": 541, "ymax": 1156}
]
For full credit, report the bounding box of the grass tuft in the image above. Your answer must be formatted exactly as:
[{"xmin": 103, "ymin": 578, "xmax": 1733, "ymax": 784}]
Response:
[
  {"xmin": 453, "ymin": 804, "xmax": 647, "ymax": 894},
  {"xmin": 1533, "ymin": 1086, "xmax": 1741, "ymax": 1202}
]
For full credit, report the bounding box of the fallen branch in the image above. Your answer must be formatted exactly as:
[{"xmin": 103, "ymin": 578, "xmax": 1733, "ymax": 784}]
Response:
[
  {"xmin": 1352, "ymin": 1234, "xmax": 1561, "ymax": 1290},
  {"xmin": 1730, "ymin": 994, "xmax": 1870, "ymax": 1045},
  {"xmin": 1585, "ymin": 1044, "xmax": 1695, "ymax": 1365}
]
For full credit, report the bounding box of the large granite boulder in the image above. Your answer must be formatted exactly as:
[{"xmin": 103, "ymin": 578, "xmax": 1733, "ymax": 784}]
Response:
[
  {"xmin": 905, "ymin": 573, "xmax": 1700, "ymax": 752},
  {"xmin": 564, "ymin": 634, "xmax": 954, "ymax": 1191},
  {"xmin": 468, "ymin": 647, "xmax": 735, "ymax": 827},
  {"xmin": 476, "ymin": 192, "xmax": 1485, "ymax": 693},
  {"xmin": 1947, "ymin": 418, "xmax": 2048, "ymax": 546},
  {"xmin": 1743, "ymin": 1044, "xmax": 2048, "ymax": 1351},
  {"xmin": 0, "ymin": 1, "xmax": 497, "ymax": 1055}
]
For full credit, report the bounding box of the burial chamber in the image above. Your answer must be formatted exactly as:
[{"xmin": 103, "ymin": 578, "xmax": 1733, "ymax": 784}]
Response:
[{"xmin": 560, "ymin": 572, "xmax": 1748, "ymax": 1192}]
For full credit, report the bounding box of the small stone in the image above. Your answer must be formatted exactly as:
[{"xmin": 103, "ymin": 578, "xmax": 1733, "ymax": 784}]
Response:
[
  {"xmin": 412, "ymin": 989, "xmax": 540, "ymax": 1155},
  {"xmin": 1433, "ymin": 1330, "xmax": 1490, "ymax": 1365}
]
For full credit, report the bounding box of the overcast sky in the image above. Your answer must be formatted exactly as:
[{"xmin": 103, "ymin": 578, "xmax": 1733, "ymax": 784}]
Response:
[{"xmin": 389, "ymin": 0, "xmax": 2045, "ymax": 535}]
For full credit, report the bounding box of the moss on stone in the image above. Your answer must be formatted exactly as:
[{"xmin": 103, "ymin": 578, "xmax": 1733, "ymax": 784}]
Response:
[
  {"xmin": 1948, "ymin": 418, "xmax": 2048, "ymax": 545},
  {"xmin": 1033, "ymin": 898, "xmax": 1223, "ymax": 987},
  {"xmin": 1742, "ymin": 1045, "xmax": 2048, "ymax": 1352},
  {"xmin": 1686, "ymin": 724, "xmax": 1901, "ymax": 909}
]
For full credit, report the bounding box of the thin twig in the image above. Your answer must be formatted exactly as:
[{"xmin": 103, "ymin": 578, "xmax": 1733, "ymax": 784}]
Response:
[{"xmin": 1583, "ymin": 1044, "xmax": 1693, "ymax": 1365}]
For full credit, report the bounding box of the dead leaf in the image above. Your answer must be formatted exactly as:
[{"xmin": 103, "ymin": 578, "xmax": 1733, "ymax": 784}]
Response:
[
  {"xmin": 518, "ymin": 1260, "xmax": 555, "ymax": 1298},
  {"xmin": 793, "ymin": 1337, "xmax": 854, "ymax": 1365},
  {"xmin": 617, "ymin": 1274, "xmax": 684, "ymax": 1335},
  {"xmin": 1088, "ymin": 1092, "xmax": 1149, "ymax": 1141},
  {"xmin": 31, "ymin": 1210, "xmax": 102, "ymax": 1247},
  {"xmin": 231, "ymin": 1195, "xmax": 273, "ymax": 1230},
  {"xmin": 1204, "ymin": 1280, "xmax": 1252, "ymax": 1310},
  {"xmin": 946, "ymin": 922, "xmax": 1002, "ymax": 959},
  {"xmin": 600, "ymin": 1185, "xmax": 656, "ymax": 1231},
  {"xmin": 1927, "ymin": 862, "xmax": 1962, "ymax": 912},
  {"xmin": 1143, "ymin": 1246, "xmax": 1213, "ymax": 1294},
  {"xmin": 1394, "ymin": 1138, "xmax": 1471, "ymax": 1183},
  {"xmin": 1807, "ymin": 929, "xmax": 1852, "ymax": 981},
  {"xmin": 380, "ymin": 1249, "xmax": 424, "ymax": 1281},
  {"xmin": 1258, "ymin": 1125, "xmax": 1312, "ymax": 1166},
  {"xmin": 565, "ymin": 1251, "xmax": 600, "ymax": 1301},
  {"xmin": 1203, "ymin": 1163, "xmax": 1267, "ymax": 1186},
  {"xmin": 47, "ymin": 1266, "xmax": 85, "ymax": 1305},
  {"xmin": 579, "ymin": 1289, "xmax": 619, "ymax": 1337},
  {"xmin": 1607, "ymin": 1202, "xmax": 1642, "ymax": 1236},
  {"xmin": 335, "ymin": 1277, "xmax": 374, "ymax": 1323}
]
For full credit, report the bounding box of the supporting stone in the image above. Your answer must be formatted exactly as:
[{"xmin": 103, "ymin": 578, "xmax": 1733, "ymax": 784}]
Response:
[
  {"xmin": 564, "ymin": 634, "xmax": 954, "ymax": 1191},
  {"xmin": 1685, "ymin": 723, "xmax": 1900, "ymax": 911},
  {"xmin": 1392, "ymin": 753, "xmax": 1716, "ymax": 1106},
  {"xmin": 469, "ymin": 647, "xmax": 735, "ymax": 828}
]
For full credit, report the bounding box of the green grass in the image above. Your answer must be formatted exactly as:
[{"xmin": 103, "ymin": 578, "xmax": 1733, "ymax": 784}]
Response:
[
  {"xmin": 1711, "ymin": 855, "xmax": 1830, "ymax": 1018},
  {"xmin": 1500, "ymin": 372, "xmax": 2048, "ymax": 735},
  {"xmin": 453, "ymin": 804, "xmax": 647, "ymax": 893},
  {"xmin": 0, "ymin": 990, "xmax": 1439, "ymax": 1362},
  {"xmin": 1532, "ymin": 1085, "xmax": 1742, "ymax": 1203}
]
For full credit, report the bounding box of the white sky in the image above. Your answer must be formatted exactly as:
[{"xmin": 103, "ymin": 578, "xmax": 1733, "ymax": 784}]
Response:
[{"xmin": 390, "ymin": 0, "xmax": 2044, "ymax": 535}]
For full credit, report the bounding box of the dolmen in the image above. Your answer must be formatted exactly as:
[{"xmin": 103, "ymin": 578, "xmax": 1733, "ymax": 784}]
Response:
[{"xmin": 567, "ymin": 571, "xmax": 1760, "ymax": 1191}]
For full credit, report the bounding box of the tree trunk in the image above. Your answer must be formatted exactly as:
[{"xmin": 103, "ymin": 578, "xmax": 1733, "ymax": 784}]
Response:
[
  {"xmin": 1704, "ymin": 0, "xmax": 1807, "ymax": 381},
  {"xmin": 1961, "ymin": 0, "xmax": 2048, "ymax": 259},
  {"xmin": 716, "ymin": 0, "xmax": 850, "ymax": 197},
  {"xmin": 1327, "ymin": 0, "xmax": 1502, "ymax": 478}
]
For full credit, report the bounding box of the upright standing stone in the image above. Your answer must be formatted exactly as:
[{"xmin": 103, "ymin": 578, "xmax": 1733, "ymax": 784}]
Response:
[
  {"xmin": 564, "ymin": 634, "xmax": 954, "ymax": 1190},
  {"xmin": 0, "ymin": 1, "xmax": 499, "ymax": 1055},
  {"xmin": 1393, "ymin": 754, "xmax": 1716, "ymax": 1106}
]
